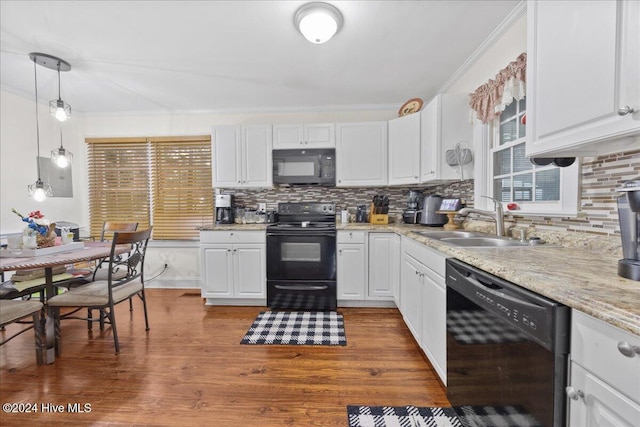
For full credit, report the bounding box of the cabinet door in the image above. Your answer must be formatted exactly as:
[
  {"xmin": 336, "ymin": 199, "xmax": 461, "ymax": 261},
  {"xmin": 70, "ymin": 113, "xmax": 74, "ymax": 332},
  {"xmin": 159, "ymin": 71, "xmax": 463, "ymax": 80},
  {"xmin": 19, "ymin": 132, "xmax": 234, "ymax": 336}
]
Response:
[
  {"xmin": 568, "ymin": 362, "xmax": 640, "ymax": 427},
  {"xmin": 234, "ymin": 244, "xmax": 266, "ymax": 298},
  {"xmin": 526, "ymin": 0, "xmax": 640, "ymax": 157},
  {"xmin": 305, "ymin": 123, "xmax": 335, "ymax": 148},
  {"xmin": 242, "ymin": 124, "xmax": 272, "ymax": 187},
  {"xmin": 336, "ymin": 122, "xmax": 388, "ymax": 187},
  {"xmin": 212, "ymin": 126, "xmax": 241, "ymax": 187},
  {"xmin": 201, "ymin": 245, "xmax": 233, "ymax": 297},
  {"xmin": 400, "ymin": 253, "xmax": 422, "ymax": 342},
  {"xmin": 273, "ymin": 124, "xmax": 304, "ymax": 148},
  {"xmin": 337, "ymin": 244, "xmax": 366, "ymax": 300},
  {"xmin": 420, "ymin": 273, "xmax": 446, "ymax": 384},
  {"xmin": 391, "ymin": 234, "xmax": 401, "ymax": 306},
  {"xmin": 368, "ymin": 233, "xmax": 395, "ymax": 299},
  {"xmin": 420, "ymin": 94, "xmax": 473, "ymax": 182},
  {"xmin": 388, "ymin": 113, "xmax": 421, "ymax": 185}
]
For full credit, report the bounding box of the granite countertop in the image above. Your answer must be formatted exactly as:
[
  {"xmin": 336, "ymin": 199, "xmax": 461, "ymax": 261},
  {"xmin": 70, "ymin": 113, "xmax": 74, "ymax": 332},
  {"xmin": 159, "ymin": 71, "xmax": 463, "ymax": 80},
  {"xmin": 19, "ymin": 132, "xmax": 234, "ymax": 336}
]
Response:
[{"xmin": 200, "ymin": 222, "xmax": 640, "ymax": 336}]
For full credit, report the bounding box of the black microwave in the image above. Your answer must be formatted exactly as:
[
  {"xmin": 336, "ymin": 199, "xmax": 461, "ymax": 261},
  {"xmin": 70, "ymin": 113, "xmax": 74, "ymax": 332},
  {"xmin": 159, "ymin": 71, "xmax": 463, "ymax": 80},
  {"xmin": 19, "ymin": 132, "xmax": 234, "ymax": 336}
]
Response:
[{"xmin": 272, "ymin": 148, "xmax": 335, "ymax": 186}]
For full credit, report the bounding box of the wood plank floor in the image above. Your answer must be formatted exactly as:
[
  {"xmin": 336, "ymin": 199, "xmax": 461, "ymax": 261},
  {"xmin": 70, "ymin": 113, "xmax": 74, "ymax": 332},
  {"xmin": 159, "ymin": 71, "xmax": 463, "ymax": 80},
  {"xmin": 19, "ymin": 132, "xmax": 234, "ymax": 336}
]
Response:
[{"xmin": 1, "ymin": 289, "xmax": 448, "ymax": 426}]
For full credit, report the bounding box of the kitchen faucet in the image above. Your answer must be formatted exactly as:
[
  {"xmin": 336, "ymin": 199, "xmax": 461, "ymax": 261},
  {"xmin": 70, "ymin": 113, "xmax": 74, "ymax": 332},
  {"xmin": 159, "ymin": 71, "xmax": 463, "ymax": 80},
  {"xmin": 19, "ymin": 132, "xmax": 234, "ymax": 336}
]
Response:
[{"xmin": 457, "ymin": 196, "xmax": 505, "ymax": 236}]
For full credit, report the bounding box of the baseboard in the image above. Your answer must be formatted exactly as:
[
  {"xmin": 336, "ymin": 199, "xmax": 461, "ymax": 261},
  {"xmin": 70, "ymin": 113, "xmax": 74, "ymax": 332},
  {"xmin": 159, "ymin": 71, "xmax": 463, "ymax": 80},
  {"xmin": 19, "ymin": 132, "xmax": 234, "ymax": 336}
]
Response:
[{"xmin": 145, "ymin": 279, "xmax": 201, "ymax": 289}]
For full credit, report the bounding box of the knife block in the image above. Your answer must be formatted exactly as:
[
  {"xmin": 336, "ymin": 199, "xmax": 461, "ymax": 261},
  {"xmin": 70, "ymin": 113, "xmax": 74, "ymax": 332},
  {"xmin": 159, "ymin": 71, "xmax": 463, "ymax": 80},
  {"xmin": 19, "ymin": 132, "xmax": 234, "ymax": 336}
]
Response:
[{"xmin": 369, "ymin": 203, "xmax": 389, "ymax": 224}]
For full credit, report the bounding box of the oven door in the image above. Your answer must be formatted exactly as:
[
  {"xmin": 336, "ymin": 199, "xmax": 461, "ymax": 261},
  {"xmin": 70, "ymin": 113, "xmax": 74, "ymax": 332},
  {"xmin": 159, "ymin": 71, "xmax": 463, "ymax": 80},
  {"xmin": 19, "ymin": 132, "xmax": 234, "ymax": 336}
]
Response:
[{"xmin": 266, "ymin": 230, "xmax": 336, "ymax": 281}]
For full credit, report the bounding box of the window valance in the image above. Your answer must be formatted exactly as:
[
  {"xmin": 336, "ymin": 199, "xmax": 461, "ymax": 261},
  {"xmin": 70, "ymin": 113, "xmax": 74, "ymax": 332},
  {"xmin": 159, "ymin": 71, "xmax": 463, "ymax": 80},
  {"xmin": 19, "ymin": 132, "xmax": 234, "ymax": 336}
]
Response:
[{"xmin": 469, "ymin": 52, "xmax": 527, "ymax": 123}]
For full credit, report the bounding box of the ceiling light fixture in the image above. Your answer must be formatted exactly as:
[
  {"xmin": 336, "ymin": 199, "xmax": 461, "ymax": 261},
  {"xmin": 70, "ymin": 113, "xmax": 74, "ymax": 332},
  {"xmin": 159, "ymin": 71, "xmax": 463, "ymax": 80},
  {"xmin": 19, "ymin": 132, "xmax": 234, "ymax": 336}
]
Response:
[
  {"xmin": 51, "ymin": 128, "xmax": 73, "ymax": 168},
  {"xmin": 295, "ymin": 2, "xmax": 343, "ymax": 44},
  {"xmin": 28, "ymin": 53, "xmax": 54, "ymax": 202},
  {"xmin": 29, "ymin": 52, "xmax": 73, "ymax": 122}
]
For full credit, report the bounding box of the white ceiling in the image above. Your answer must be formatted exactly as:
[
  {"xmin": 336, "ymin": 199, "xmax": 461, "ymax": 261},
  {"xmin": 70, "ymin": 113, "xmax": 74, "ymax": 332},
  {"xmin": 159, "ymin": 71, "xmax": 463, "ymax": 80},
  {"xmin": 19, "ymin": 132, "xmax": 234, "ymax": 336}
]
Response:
[{"xmin": 0, "ymin": 0, "xmax": 521, "ymax": 115}]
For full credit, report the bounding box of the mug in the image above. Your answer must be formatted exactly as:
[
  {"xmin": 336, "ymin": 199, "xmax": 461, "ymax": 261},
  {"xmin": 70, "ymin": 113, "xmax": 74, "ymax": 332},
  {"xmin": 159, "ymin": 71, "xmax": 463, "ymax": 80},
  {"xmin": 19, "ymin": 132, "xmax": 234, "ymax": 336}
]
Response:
[{"xmin": 61, "ymin": 232, "xmax": 74, "ymax": 245}]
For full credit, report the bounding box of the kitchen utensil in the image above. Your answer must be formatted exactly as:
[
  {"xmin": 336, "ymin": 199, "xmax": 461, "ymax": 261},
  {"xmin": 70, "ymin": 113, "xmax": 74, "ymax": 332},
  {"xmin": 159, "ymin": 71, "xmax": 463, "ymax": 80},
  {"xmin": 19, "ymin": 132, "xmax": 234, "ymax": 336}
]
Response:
[
  {"xmin": 617, "ymin": 177, "xmax": 640, "ymax": 280},
  {"xmin": 419, "ymin": 195, "xmax": 447, "ymax": 226}
]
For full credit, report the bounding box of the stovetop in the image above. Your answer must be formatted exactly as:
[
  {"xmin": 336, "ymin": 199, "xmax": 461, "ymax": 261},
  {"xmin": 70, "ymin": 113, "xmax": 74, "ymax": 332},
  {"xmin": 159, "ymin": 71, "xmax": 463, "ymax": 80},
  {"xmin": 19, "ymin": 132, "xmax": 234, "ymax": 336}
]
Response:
[{"xmin": 274, "ymin": 202, "xmax": 336, "ymax": 228}]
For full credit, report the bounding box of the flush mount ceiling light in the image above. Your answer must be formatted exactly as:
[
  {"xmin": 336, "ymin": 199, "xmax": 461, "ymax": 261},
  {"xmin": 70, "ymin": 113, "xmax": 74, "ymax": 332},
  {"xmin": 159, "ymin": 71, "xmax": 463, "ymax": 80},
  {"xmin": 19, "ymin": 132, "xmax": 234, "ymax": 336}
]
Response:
[
  {"xmin": 295, "ymin": 2, "xmax": 343, "ymax": 44},
  {"xmin": 28, "ymin": 53, "xmax": 53, "ymax": 202},
  {"xmin": 30, "ymin": 52, "xmax": 72, "ymax": 122}
]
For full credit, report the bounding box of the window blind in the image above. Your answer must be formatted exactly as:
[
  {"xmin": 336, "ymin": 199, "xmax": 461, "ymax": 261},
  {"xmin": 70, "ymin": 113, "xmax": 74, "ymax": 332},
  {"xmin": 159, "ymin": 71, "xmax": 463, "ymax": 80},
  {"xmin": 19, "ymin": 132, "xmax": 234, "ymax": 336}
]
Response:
[{"xmin": 86, "ymin": 135, "xmax": 212, "ymax": 240}]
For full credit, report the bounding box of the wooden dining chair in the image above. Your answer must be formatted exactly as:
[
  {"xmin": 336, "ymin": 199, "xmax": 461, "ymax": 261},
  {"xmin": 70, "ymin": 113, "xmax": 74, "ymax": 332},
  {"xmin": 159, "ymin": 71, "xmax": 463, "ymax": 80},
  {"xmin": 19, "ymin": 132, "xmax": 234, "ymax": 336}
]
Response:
[
  {"xmin": 0, "ymin": 299, "xmax": 45, "ymax": 365},
  {"xmin": 47, "ymin": 227, "xmax": 152, "ymax": 355}
]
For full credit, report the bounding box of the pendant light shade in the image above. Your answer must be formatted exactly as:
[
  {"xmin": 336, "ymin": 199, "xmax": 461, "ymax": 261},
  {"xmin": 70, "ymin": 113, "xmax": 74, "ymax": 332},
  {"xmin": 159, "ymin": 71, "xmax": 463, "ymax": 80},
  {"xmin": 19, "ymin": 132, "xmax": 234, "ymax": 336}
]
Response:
[
  {"xmin": 47, "ymin": 55, "xmax": 72, "ymax": 122},
  {"xmin": 51, "ymin": 130, "xmax": 73, "ymax": 168},
  {"xmin": 295, "ymin": 2, "xmax": 343, "ymax": 44},
  {"xmin": 28, "ymin": 178, "xmax": 53, "ymax": 202}
]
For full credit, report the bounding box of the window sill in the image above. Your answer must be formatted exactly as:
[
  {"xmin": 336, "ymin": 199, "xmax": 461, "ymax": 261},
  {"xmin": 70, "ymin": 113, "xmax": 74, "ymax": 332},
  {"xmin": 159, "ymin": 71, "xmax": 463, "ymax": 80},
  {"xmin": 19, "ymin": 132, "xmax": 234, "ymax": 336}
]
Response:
[{"xmin": 505, "ymin": 209, "xmax": 581, "ymax": 219}]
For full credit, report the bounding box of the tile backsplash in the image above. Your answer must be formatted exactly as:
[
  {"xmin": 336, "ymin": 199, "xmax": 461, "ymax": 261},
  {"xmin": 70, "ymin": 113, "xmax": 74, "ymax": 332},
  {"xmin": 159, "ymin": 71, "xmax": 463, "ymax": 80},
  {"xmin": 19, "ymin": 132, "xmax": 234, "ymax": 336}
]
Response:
[{"xmin": 222, "ymin": 149, "xmax": 639, "ymax": 237}]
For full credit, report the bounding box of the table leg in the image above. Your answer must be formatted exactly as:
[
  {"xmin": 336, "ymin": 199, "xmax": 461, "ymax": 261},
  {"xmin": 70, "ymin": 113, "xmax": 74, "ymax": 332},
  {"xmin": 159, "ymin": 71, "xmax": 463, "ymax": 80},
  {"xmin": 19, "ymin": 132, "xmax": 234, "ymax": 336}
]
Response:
[{"xmin": 44, "ymin": 267, "xmax": 56, "ymax": 364}]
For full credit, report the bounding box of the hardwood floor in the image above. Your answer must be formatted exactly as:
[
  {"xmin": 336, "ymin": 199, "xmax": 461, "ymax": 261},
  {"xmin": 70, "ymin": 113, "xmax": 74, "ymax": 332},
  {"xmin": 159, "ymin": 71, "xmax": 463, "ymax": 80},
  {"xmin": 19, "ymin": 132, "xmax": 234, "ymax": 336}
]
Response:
[{"xmin": 1, "ymin": 289, "xmax": 448, "ymax": 426}]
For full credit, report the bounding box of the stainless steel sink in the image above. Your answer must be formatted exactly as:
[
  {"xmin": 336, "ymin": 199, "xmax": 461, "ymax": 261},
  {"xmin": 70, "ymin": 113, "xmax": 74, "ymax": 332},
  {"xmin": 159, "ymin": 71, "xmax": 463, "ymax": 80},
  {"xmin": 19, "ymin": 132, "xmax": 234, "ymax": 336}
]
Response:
[
  {"xmin": 414, "ymin": 230, "xmax": 486, "ymax": 239},
  {"xmin": 439, "ymin": 237, "xmax": 529, "ymax": 247},
  {"xmin": 413, "ymin": 230, "xmax": 538, "ymax": 248}
]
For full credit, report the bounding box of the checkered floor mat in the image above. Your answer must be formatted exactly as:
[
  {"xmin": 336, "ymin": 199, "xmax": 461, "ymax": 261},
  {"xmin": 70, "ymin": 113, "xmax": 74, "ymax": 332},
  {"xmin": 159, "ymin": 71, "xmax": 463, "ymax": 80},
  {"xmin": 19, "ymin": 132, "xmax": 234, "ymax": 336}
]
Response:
[
  {"xmin": 447, "ymin": 310, "xmax": 530, "ymax": 345},
  {"xmin": 455, "ymin": 405, "xmax": 543, "ymax": 427},
  {"xmin": 240, "ymin": 311, "xmax": 346, "ymax": 345},
  {"xmin": 347, "ymin": 405, "xmax": 462, "ymax": 427}
]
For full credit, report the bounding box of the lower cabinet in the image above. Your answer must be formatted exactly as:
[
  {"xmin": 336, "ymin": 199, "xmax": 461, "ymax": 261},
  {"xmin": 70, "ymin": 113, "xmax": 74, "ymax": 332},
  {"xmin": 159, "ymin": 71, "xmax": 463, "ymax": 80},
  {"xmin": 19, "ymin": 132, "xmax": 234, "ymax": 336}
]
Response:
[
  {"xmin": 567, "ymin": 310, "xmax": 640, "ymax": 426},
  {"xmin": 337, "ymin": 235, "xmax": 367, "ymax": 300},
  {"xmin": 200, "ymin": 231, "xmax": 266, "ymax": 304},
  {"xmin": 337, "ymin": 230, "xmax": 397, "ymax": 304},
  {"xmin": 400, "ymin": 236, "xmax": 448, "ymax": 383}
]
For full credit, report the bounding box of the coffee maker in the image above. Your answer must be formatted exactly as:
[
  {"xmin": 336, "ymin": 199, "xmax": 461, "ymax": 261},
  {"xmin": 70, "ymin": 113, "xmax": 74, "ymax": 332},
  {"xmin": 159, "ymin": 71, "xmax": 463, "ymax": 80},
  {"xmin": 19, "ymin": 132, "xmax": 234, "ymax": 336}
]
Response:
[
  {"xmin": 215, "ymin": 194, "xmax": 235, "ymax": 224},
  {"xmin": 403, "ymin": 190, "xmax": 423, "ymax": 224},
  {"xmin": 618, "ymin": 178, "xmax": 640, "ymax": 281}
]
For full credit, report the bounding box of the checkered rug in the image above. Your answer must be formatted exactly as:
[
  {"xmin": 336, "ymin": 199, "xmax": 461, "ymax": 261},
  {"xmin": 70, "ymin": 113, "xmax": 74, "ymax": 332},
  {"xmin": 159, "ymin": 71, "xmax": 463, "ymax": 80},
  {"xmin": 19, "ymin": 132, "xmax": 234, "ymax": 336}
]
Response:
[
  {"xmin": 455, "ymin": 405, "xmax": 543, "ymax": 427},
  {"xmin": 347, "ymin": 405, "xmax": 462, "ymax": 427},
  {"xmin": 240, "ymin": 311, "xmax": 346, "ymax": 345},
  {"xmin": 447, "ymin": 310, "xmax": 530, "ymax": 345}
]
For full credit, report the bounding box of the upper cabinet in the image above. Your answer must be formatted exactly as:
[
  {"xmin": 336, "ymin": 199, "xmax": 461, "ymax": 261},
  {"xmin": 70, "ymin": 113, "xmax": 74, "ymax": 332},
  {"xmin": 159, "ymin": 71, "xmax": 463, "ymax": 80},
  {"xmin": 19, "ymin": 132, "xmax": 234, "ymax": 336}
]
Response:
[
  {"xmin": 421, "ymin": 93, "xmax": 473, "ymax": 182},
  {"xmin": 388, "ymin": 113, "xmax": 421, "ymax": 185},
  {"xmin": 526, "ymin": 0, "xmax": 640, "ymax": 157},
  {"xmin": 273, "ymin": 123, "xmax": 335, "ymax": 149},
  {"xmin": 212, "ymin": 124, "xmax": 272, "ymax": 188},
  {"xmin": 335, "ymin": 121, "xmax": 388, "ymax": 187}
]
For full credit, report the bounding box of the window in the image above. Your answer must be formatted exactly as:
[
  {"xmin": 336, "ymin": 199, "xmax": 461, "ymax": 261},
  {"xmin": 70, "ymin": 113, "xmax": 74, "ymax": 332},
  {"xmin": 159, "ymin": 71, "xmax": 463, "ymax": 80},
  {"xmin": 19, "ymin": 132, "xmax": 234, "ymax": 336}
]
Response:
[
  {"xmin": 86, "ymin": 136, "xmax": 212, "ymax": 240},
  {"xmin": 485, "ymin": 97, "xmax": 579, "ymax": 215}
]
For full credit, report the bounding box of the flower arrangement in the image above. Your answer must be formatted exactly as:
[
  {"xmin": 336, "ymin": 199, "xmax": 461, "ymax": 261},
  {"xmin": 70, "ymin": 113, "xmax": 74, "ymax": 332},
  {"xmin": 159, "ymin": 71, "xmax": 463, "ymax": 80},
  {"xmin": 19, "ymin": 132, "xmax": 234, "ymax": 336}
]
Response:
[{"xmin": 12, "ymin": 208, "xmax": 57, "ymax": 248}]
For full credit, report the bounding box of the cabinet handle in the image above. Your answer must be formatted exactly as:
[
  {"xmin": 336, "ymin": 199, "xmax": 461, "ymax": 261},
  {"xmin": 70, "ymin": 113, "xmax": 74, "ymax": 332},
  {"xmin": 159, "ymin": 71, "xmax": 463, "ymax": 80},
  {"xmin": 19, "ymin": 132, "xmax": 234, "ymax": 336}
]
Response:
[
  {"xmin": 339, "ymin": 249, "xmax": 342, "ymax": 254},
  {"xmin": 349, "ymin": 232, "xmax": 353, "ymax": 237},
  {"xmin": 227, "ymin": 249, "xmax": 231, "ymax": 252},
  {"xmin": 617, "ymin": 341, "xmax": 640, "ymax": 358},
  {"xmin": 230, "ymin": 232, "xmax": 234, "ymax": 236},
  {"xmin": 565, "ymin": 387, "xmax": 584, "ymax": 401},
  {"xmin": 618, "ymin": 106, "xmax": 635, "ymax": 116},
  {"xmin": 415, "ymin": 270, "xmax": 419, "ymax": 275}
]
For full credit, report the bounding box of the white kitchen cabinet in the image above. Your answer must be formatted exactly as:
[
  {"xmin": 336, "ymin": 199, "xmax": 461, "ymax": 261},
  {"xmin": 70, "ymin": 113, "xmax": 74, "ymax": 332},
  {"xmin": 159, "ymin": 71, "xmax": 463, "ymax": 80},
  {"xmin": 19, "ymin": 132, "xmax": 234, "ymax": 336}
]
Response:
[
  {"xmin": 335, "ymin": 122, "xmax": 388, "ymax": 187},
  {"xmin": 273, "ymin": 123, "xmax": 335, "ymax": 148},
  {"xmin": 200, "ymin": 231, "xmax": 266, "ymax": 304},
  {"xmin": 337, "ymin": 231, "xmax": 367, "ymax": 300},
  {"xmin": 212, "ymin": 124, "xmax": 272, "ymax": 188},
  {"xmin": 400, "ymin": 249, "xmax": 422, "ymax": 342},
  {"xmin": 388, "ymin": 113, "xmax": 421, "ymax": 185},
  {"xmin": 567, "ymin": 310, "xmax": 640, "ymax": 427},
  {"xmin": 368, "ymin": 232, "xmax": 398, "ymax": 300},
  {"xmin": 400, "ymin": 236, "xmax": 448, "ymax": 383},
  {"xmin": 421, "ymin": 94, "xmax": 473, "ymax": 182},
  {"xmin": 526, "ymin": 0, "xmax": 640, "ymax": 157}
]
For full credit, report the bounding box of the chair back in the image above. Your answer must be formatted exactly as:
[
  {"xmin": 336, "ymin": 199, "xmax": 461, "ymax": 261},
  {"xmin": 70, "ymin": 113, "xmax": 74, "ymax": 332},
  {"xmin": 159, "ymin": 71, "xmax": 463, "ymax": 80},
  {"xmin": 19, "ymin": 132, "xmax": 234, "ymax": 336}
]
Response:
[
  {"xmin": 100, "ymin": 221, "xmax": 138, "ymax": 242},
  {"xmin": 106, "ymin": 228, "xmax": 152, "ymax": 286}
]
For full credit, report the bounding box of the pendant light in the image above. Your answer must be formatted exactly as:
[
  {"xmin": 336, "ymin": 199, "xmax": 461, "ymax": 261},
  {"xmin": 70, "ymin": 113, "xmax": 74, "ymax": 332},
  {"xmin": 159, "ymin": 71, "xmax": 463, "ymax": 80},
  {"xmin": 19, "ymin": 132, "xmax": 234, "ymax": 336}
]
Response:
[
  {"xmin": 27, "ymin": 53, "xmax": 53, "ymax": 202},
  {"xmin": 49, "ymin": 56, "xmax": 72, "ymax": 122},
  {"xmin": 295, "ymin": 2, "xmax": 343, "ymax": 44},
  {"xmin": 51, "ymin": 128, "xmax": 73, "ymax": 168}
]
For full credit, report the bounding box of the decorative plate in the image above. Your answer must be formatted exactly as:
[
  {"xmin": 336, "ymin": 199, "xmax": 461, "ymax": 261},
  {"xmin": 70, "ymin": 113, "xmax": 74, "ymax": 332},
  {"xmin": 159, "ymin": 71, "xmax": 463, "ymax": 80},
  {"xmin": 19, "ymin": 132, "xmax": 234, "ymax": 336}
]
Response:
[{"xmin": 398, "ymin": 98, "xmax": 423, "ymax": 116}]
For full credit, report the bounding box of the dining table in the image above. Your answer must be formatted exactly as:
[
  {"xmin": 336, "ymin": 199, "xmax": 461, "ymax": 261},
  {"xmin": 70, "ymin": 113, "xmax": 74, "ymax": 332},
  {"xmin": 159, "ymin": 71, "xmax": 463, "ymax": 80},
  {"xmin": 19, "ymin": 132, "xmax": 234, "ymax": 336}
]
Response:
[{"xmin": 0, "ymin": 241, "xmax": 130, "ymax": 363}]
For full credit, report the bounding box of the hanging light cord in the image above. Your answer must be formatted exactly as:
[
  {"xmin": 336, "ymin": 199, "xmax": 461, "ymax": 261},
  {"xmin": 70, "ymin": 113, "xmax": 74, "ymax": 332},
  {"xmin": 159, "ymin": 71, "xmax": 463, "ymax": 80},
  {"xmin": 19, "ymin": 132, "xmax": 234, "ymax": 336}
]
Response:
[
  {"xmin": 57, "ymin": 62, "xmax": 62, "ymax": 100},
  {"xmin": 33, "ymin": 59, "xmax": 42, "ymax": 181}
]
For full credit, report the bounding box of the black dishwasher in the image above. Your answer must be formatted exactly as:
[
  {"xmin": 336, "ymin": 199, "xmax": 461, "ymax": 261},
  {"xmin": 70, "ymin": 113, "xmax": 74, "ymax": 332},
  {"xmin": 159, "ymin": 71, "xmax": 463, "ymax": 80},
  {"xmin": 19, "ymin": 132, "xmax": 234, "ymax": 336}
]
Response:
[{"xmin": 446, "ymin": 258, "xmax": 570, "ymax": 427}]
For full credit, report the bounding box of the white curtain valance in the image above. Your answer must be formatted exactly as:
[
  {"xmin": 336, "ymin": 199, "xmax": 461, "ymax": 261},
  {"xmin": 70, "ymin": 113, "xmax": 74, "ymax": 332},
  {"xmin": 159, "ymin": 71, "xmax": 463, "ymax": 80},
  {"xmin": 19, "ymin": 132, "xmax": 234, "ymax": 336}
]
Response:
[{"xmin": 469, "ymin": 52, "xmax": 527, "ymax": 124}]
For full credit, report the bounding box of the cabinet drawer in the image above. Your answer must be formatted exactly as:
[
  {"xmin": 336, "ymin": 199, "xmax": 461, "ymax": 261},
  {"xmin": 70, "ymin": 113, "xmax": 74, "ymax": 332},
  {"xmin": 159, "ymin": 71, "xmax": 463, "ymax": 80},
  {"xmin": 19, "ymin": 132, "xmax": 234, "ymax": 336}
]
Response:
[
  {"xmin": 337, "ymin": 230, "xmax": 366, "ymax": 244},
  {"xmin": 200, "ymin": 230, "xmax": 265, "ymax": 244},
  {"xmin": 571, "ymin": 310, "xmax": 640, "ymax": 404},
  {"xmin": 403, "ymin": 236, "xmax": 447, "ymax": 279}
]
